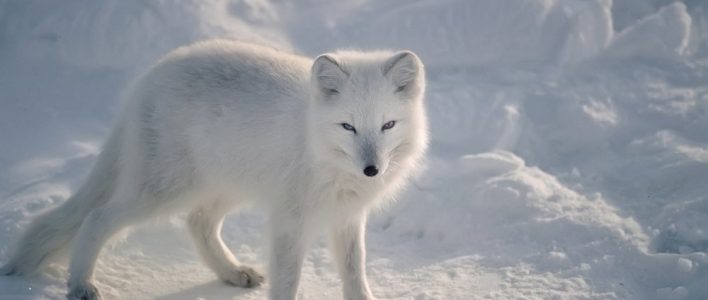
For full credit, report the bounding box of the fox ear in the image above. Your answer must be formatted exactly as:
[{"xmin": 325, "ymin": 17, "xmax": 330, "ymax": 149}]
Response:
[
  {"xmin": 383, "ymin": 51, "xmax": 422, "ymax": 93},
  {"xmin": 312, "ymin": 54, "xmax": 347, "ymax": 97}
]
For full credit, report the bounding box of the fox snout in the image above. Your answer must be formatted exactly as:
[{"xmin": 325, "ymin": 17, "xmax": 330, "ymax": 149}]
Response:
[
  {"xmin": 359, "ymin": 138, "xmax": 387, "ymax": 177},
  {"xmin": 363, "ymin": 165, "xmax": 379, "ymax": 177}
]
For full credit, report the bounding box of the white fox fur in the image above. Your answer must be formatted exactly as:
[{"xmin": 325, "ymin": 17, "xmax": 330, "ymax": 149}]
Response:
[{"xmin": 1, "ymin": 40, "xmax": 428, "ymax": 300}]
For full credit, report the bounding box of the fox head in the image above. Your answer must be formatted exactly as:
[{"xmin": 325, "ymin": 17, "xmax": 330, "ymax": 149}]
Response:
[{"xmin": 308, "ymin": 50, "xmax": 428, "ymax": 181}]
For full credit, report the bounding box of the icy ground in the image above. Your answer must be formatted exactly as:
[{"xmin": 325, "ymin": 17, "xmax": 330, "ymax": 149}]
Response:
[{"xmin": 2, "ymin": 0, "xmax": 708, "ymax": 299}]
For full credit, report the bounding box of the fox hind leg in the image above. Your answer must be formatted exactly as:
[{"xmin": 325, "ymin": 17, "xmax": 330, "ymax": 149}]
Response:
[{"xmin": 66, "ymin": 186, "xmax": 158, "ymax": 300}]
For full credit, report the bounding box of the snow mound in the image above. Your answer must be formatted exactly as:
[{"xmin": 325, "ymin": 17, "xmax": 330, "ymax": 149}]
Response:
[
  {"xmin": 379, "ymin": 150, "xmax": 645, "ymax": 258},
  {"xmin": 459, "ymin": 151, "xmax": 524, "ymax": 177},
  {"xmin": 288, "ymin": 0, "xmax": 612, "ymax": 66},
  {"xmin": 557, "ymin": 0, "xmax": 614, "ymax": 65},
  {"xmin": 0, "ymin": 0, "xmax": 288, "ymax": 69},
  {"xmin": 373, "ymin": 150, "xmax": 708, "ymax": 298},
  {"xmin": 287, "ymin": 0, "xmax": 691, "ymax": 67},
  {"xmin": 605, "ymin": 2, "xmax": 692, "ymax": 61}
]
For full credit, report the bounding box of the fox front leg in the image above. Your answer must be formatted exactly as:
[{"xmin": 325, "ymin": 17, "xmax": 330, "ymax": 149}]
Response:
[
  {"xmin": 330, "ymin": 214, "xmax": 374, "ymax": 300},
  {"xmin": 268, "ymin": 213, "xmax": 311, "ymax": 300}
]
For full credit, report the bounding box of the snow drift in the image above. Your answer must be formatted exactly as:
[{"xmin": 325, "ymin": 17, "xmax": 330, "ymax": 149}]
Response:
[{"xmin": 2, "ymin": 0, "xmax": 708, "ymax": 299}]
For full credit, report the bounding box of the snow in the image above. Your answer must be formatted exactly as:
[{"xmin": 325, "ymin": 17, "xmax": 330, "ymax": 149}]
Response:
[
  {"xmin": 2, "ymin": 0, "xmax": 708, "ymax": 299},
  {"xmin": 605, "ymin": 2, "xmax": 692, "ymax": 61}
]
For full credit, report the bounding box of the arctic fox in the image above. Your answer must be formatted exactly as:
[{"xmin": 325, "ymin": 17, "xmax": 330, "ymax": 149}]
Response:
[{"xmin": 1, "ymin": 40, "xmax": 428, "ymax": 300}]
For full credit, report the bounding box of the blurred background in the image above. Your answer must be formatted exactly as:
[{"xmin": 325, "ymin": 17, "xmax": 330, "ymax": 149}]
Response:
[{"xmin": 1, "ymin": 0, "xmax": 708, "ymax": 299}]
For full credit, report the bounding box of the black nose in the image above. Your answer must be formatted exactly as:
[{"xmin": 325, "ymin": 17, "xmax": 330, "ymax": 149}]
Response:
[{"xmin": 363, "ymin": 165, "xmax": 379, "ymax": 177}]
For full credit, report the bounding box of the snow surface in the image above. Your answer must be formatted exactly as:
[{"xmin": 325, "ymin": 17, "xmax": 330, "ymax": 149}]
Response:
[{"xmin": 2, "ymin": 0, "xmax": 708, "ymax": 299}]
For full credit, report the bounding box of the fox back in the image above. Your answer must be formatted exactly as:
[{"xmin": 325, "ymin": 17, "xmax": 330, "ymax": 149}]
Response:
[{"xmin": 124, "ymin": 40, "xmax": 428, "ymax": 211}]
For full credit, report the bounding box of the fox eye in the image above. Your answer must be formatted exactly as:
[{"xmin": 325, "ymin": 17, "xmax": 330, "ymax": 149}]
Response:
[
  {"xmin": 395, "ymin": 85, "xmax": 407, "ymax": 93},
  {"xmin": 381, "ymin": 120, "xmax": 396, "ymax": 131},
  {"xmin": 325, "ymin": 88, "xmax": 339, "ymax": 95},
  {"xmin": 341, "ymin": 123, "xmax": 357, "ymax": 133}
]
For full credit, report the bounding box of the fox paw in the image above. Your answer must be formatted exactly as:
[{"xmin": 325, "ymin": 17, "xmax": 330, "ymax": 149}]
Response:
[
  {"xmin": 67, "ymin": 282, "xmax": 102, "ymax": 300},
  {"xmin": 222, "ymin": 266, "xmax": 264, "ymax": 288}
]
